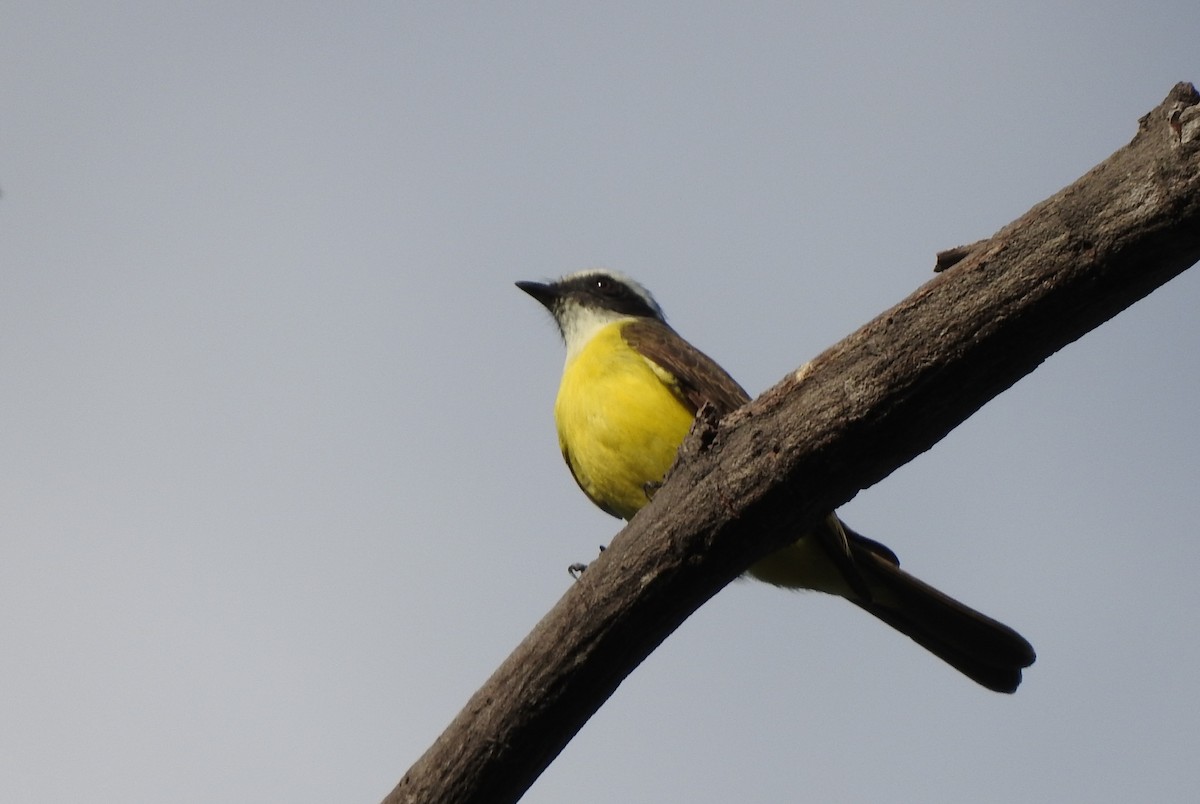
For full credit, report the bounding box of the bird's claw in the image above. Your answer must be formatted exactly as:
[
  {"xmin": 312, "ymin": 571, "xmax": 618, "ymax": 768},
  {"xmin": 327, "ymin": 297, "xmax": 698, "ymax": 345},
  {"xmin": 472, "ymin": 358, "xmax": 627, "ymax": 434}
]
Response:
[{"xmin": 567, "ymin": 545, "xmax": 607, "ymax": 580}]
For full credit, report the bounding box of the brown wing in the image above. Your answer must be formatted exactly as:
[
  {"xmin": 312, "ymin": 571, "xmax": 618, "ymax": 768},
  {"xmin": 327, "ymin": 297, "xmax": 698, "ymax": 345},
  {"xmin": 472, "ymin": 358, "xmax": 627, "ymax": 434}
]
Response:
[
  {"xmin": 622, "ymin": 319, "xmax": 750, "ymax": 417},
  {"xmin": 625, "ymin": 320, "xmax": 887, "ymax": 604}
]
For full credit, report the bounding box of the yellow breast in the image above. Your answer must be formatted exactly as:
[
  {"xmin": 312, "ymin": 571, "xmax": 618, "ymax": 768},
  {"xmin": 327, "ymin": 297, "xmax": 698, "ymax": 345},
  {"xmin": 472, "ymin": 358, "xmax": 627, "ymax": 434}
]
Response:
[{"xmin": 554, "ymin": 321, "xmax": 696, "ymax": 521}]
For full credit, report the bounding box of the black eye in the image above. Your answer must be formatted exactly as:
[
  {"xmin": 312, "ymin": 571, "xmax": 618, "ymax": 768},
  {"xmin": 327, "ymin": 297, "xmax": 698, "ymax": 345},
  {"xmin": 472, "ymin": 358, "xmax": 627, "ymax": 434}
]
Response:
[{"xmin": 593, "ymin": 277, "xmax": 624, "ymax": 299}]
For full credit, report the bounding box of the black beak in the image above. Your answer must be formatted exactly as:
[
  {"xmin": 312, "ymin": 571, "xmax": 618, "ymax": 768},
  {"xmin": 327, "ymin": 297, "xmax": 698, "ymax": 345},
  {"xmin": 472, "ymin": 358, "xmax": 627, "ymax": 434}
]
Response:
[{"xmin": 515, "ymin": 280, "xmax": 558, "ymax": 311}]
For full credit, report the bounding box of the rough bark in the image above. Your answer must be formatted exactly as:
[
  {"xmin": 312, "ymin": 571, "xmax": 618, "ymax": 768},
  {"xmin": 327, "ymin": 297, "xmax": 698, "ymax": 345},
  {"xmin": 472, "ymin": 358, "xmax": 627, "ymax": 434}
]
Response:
[{"xmin": 386, "ymin": 83, "xmax": 1200, "ymax": 804}]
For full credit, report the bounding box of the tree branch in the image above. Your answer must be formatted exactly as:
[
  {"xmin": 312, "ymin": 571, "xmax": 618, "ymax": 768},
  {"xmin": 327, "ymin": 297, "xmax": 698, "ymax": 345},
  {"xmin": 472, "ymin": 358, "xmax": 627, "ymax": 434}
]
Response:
[{"xmin": 386, "ymin": 82, "xmax": 1200, "ymax": 804}]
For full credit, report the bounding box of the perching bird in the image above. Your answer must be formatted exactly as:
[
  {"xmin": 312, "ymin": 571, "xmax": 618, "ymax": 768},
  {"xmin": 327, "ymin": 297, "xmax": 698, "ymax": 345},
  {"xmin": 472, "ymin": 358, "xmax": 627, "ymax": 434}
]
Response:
[{"xmin": 517, "ymin": 269, "xmax": 1035, "ymax": 693}]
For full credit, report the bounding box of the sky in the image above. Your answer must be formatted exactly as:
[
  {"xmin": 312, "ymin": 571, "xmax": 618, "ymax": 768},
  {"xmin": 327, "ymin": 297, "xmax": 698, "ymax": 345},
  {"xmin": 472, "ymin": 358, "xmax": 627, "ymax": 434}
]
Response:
[{"xmin": 2, "ymin": 3, "xmax": 1199, "ymax": 803}]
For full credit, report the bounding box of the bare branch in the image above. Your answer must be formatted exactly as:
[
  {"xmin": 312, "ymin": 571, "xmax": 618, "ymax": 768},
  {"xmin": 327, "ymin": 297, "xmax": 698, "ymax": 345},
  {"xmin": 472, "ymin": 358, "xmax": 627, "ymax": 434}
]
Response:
[{"xmin": 386, "ymin": 82, "xmax": 1200, "ymax": 804}]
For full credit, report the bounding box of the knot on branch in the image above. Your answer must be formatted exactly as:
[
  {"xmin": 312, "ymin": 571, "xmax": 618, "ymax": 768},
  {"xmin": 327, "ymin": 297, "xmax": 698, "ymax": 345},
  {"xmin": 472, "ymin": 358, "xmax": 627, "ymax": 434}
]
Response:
[
  {"xmin": 1142, "ymin": 81, "xmax": 1199, "ymax": 144},
  {"xmin": 690, "ymin": 402, "xmax": 724, "ymax": 453}
]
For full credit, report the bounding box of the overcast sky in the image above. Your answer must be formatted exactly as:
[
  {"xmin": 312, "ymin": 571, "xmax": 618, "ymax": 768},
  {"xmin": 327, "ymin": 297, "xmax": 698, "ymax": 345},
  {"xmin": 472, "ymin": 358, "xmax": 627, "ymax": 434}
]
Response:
[{"xmin": 3, "ymin": 3, "xmax": 1199, "ymax": 803}]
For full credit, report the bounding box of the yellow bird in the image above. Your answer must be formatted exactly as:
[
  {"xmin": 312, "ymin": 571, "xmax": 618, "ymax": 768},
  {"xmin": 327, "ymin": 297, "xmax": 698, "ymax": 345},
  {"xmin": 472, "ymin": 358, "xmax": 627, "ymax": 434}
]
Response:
[{"xmin": 518, "ymin": 269, "xmax": 1035, "ymax": 693}]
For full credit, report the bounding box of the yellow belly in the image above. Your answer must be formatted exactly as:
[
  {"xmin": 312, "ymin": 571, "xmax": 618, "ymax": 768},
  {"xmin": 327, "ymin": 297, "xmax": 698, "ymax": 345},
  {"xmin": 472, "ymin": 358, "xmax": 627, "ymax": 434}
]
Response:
[
  {"xmin": 554, "ymin": 322, "xmax": 695, "ymax": 521},
  {"xmin": 554, "ymin": 321, "xmax": 849, "ymax": 596}
]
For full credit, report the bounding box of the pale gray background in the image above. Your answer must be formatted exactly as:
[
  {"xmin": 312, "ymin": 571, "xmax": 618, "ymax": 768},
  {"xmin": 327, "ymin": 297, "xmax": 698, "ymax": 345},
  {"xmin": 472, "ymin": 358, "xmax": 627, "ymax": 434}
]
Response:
[{"xmin": 3, "ymin": 3, "xmax": 1199, "ymax": 803}]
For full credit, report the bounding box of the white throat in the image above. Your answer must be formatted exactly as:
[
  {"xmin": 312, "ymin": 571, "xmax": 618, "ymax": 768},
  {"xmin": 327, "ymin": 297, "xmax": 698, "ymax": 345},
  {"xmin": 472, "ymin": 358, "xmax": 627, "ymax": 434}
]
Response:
[{"xmin": 557, "ymin": 301, "xmax": 633, "ymax": 365}]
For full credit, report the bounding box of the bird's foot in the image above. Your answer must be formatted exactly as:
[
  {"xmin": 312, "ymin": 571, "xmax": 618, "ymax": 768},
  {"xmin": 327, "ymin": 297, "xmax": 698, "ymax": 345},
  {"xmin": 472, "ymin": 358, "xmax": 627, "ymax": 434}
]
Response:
[{"xmin": 567, "ymin": 545, "xmax": 606, "ymax": 580}]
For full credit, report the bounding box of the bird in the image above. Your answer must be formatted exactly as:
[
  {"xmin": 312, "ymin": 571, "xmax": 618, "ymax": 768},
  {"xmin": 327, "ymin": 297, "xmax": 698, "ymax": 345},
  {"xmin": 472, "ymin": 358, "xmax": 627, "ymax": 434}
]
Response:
[{"xmin": 516, "ymin": 269, "xmax": 1035, "ymax": 693}]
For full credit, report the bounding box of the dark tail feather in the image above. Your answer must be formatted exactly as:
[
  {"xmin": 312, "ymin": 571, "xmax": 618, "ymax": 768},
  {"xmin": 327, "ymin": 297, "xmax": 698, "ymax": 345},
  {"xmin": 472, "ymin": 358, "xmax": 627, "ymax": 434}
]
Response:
[{"xmin": 849, "ymin": 544, "xmax": 1036, "ymax": 694}]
